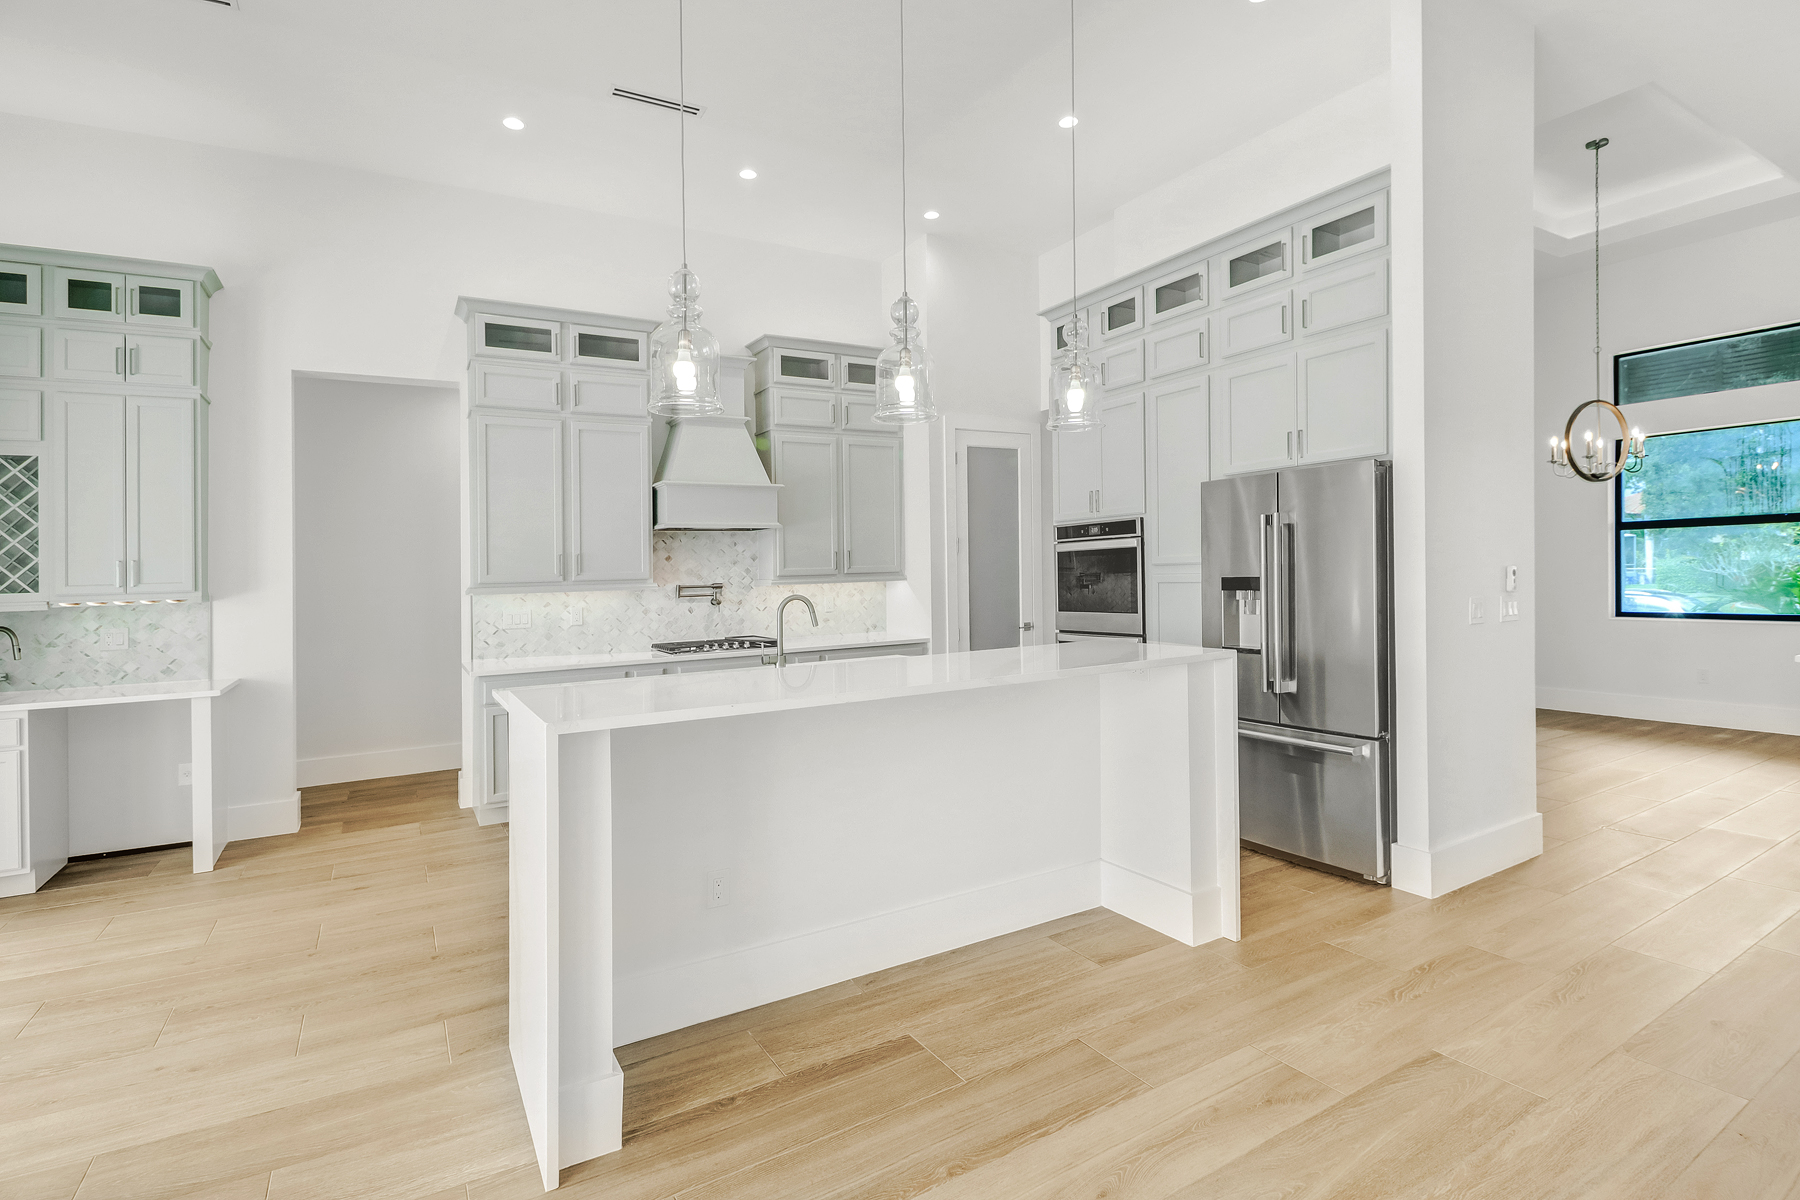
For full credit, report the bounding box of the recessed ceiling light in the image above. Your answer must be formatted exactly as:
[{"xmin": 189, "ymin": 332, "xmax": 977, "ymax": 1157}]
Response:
[
  {"xmin": 1059, "ymin": 115, "xmax": 1079, "ymax": 128},
  {"xmin": 739, "ymin": 168, "xmax": 757, "ymax": 179},
  {"xmin": 502, "ymin": 116, "xmax": 525, "ymax": 131},
  {"xmin": 922, "ymin": 210, "xmax": 939, "ymax": 220}
]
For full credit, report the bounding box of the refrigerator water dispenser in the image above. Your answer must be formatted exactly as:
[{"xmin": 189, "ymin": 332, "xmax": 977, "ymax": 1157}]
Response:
[{"xmin": 1219, "ymin": 576, "xmax": 1263, "ymax": 651}]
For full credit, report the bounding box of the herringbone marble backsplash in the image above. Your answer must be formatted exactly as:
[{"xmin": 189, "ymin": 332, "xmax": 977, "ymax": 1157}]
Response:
[
  {"xmin": 471, "ymin": 531, "xmax": 888, "ymax": 659},
  {"xmin": 0, "ymin": 602, "xmax": 211, "ymax": 689}
]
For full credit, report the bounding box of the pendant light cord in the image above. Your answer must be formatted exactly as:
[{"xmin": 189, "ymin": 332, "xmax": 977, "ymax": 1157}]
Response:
[
  {"xmin": 899, "ymin": 0, "xmax": 910, "ymax": 351},
  {"xmin": 1068, "ymin": 0, "xmax": 1078, "ymax": 318},
  {"xmin": 679, "ymin": 0, "xmax": 688, "ymax": 271},
  {"xmin": 1591, "ymin": 137, "xmax": 1603, "ymax": 402}
]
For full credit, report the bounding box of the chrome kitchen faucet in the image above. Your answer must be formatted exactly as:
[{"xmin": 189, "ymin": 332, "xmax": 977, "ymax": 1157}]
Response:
[{"xmin": 773, "ymin": 595, "xmax": 817, "ymax": 668}]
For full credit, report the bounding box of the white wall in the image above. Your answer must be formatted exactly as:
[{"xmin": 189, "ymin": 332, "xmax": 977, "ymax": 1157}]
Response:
[
  {"xmin": 0, "ymin": 111, "xmax": 884, "ymax": 837},
  {"xmin": 1387, "ymin": 0, "xmax": 1540, "ymax": 897},
  {"xmin": 294, "ymin": 376, "xmax": 462, "ymax": 786},
  {"xmin": 1536, "ymin": 211, "xmax": 1800, "ymax": 733}
]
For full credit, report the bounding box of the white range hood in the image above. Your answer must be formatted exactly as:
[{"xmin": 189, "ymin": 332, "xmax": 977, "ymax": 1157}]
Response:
[{"xmin": 652, "ymin": 414, "xmax": 782, "ymax": 530}]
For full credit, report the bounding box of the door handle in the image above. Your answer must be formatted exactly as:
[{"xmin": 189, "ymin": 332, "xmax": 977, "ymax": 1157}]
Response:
[
  {"xmin": 115, "ymin": 346, "xmax": 125, "ymax": 377},
  {"xmin": 1020, "ymin": 621, "xmax": 1034, "ymax": 631},
  {"xmin": 1240, "ymin": 726, "xmax": 1365, "ymax": 757},
  {"xmin": 130, "ymin": 560, "xmax": 140, "ymax": 586},
  {"xmin": 1260, "ymin": 514, "xmax": 1296, "ymax": 695},
  {"xmin": 1281, "ymin": 305, "xmax": 1288, "ymax": 334},
  {"xmin": 1302, "ymin": 234, "xmax": 1310, "ymax": 264},
  {"xmin": 1301, "ymin": 299, "xmax": 1309, "ymax": 329},
  {"xmin": 115, "ymin": 560, "xmax": 125, "ymax": 588},
  {"xmin": 129, "ymin": 345, "xmax": 139, "ymax": 376},
  {"xmin": 1286, "ymin": 431, "xmax": 1294, "ymax": 460},
  {"xmin": 556, "ymin": 553, "xmax": 563, "ymax": 577},
  {"xmin": 1297, "ymin": 429, "xmax": 1306, "ymax": 459},
  {"xmin": 130, "ymin": 286, "xmax": 138, "ymax": 316},
  {"xmin": 114, "ymin": 285, "xmax": 122, "ymax": 315}
]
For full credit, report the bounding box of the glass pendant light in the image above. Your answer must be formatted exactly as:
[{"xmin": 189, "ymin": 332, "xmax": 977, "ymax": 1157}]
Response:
[
  {"xmin": 1047, "ymin": 0, "xmax": 1099, "ymax": 433},
  {"xmin": 874, "ymin": 0, "xmax": 937, "ymax": 424},
  {"xmin": 648, "ymin": 0, "xmax": 722, "ymax": 417}
]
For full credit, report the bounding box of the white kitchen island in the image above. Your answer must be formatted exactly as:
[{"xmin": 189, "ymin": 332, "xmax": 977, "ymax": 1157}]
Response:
[{"xmin": 497, "ymin": 641, "xmax": 1238, "ymax": 1189}]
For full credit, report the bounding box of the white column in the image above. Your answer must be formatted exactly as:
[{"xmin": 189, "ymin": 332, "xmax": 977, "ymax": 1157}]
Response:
[
  {"xmin": 1388, "ymin": 0, "xmax": 1542, "ymax": 896},
  {"xmin": 189, "ymin": 695, "xmax": 223, "ymax": 871}
]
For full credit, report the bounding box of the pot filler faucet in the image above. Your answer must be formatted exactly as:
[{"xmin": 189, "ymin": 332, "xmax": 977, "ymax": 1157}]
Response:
[
  {"xmin": 774, "ymin": 595, "xmax": 817, "ymax": 668},
  {"xmin": 0, "ymin": 626, "xmax": 18, "ymax": 682}
]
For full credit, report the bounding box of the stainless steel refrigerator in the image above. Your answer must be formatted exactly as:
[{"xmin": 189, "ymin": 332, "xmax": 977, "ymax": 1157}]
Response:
[{"xmin": 1201, "ymin": 457, "xmax": 1393, "ymax": 883}]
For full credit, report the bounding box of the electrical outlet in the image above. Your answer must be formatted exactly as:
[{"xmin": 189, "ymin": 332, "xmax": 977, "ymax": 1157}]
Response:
[
  {"xmin": 177, "ymin": 762, "xmax": 193, "ymax": 786},
  {"xmin": 1505, "ymin": 565, "xmax": 1518, "ymax": 593},
  {"xmin": 705, "ymin": 872, "xmax": 730, "ymax": 909},
  {"xmin": 504, "ymin": 610, "xmax": 530, "ymax": 629},
  {"xmin": 101, "ymin": 627, "xmax": 129, "ymax": 650},
  {"xmin": 1499, "ymin": 597, "xmax": 1520, "ymax": 622},
  {"xmin": 1468, "ymin": 598, "xmax": 1486, "ymax": 625},
  {"xmin": 565, "ymin": 603, "xmax": 585, "ymax": 627}
]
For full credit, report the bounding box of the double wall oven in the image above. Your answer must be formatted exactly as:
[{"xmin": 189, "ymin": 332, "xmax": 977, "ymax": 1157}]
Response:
[{"xmin": 1054, "ymin": 518, "xmax": 1144, "ymax": 642}]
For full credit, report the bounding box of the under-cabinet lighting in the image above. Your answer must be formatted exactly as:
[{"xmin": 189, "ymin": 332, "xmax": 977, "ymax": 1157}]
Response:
[
  {"xmin": 1059, "ymin": 115, "xmax": 1078, "ymax": 128},
  {"xmin": 922, "ymin": 210, "xmax": 939, "ymax": 220},
  {"xmin": 739, "ymin": 168, "xmax": 757, "ymax": 179},
  {"xmin": 502, "ymin": 116, "xmax": 525, "ymax": 131}
]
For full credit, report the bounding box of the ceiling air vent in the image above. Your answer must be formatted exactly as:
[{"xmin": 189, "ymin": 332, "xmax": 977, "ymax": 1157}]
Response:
[{"xmin": 612, "ymin": 88, "xmax": 704, "ymax": 117}]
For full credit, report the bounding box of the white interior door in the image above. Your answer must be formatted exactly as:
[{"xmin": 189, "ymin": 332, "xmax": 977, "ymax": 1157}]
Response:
[{"xmin": 954, "ymin": 425, "xmax": 1043, "ymax": 652}]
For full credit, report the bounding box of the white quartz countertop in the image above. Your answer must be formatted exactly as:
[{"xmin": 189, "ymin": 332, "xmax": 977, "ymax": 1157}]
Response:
[
  {"xmin": 497, "ymin": 642, "xmax": 1229, "ymax": 734},
  {"xmin": 467, "ymin": 632, "xmax": 931, "ymax": 678},
  {"xmin": 0, "ymin": 678, "xmax": 239, "ymax": 712}
]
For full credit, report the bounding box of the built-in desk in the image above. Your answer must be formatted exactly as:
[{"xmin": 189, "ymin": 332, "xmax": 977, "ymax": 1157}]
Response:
[{"xmin": 497, "ymin": 642, "xmax": 1238, "ymax": 1188}]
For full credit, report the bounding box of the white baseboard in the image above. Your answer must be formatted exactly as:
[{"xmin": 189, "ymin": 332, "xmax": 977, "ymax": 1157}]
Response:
[
  {"xmin": 474, "ymin": 801, "xmax": 509, "ymax": 827},
  {"xmin": 613, "ymin": 861, "xmax": 1102, "ymax": 1045},
  {"xmin": 559, "ymin": 1060, "xmax": 624, "ymax": 1170},
  {"xmin": 296, "ymin": 742, "xmax": 461, "ymax": 788},
  {"xmin": 1538, "ymin": 686, "xmax": 1800, "ymax": 737},
  {"xmin": 226, "ymin": 792, "xmax": 302, "ymax": 842},
  {"xmin": 1390, "ymin": 810, "xmax": 1542, "ymax": 899},
  {"xmin": 1100, "ymin": 861, "xmax": 1220, "ymax": 946}
]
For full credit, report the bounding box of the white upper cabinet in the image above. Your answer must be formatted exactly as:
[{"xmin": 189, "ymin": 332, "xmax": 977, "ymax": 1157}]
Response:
[
  {"xmin": 0, "ymin": 388, "xmax": 42, "ymax": 440},
  {"xmin": 1100, "ymin": 287, "xmax": 1144, "ymax": 339},
  {"xmin": 568, "ymin": 419, "xmax": 651, "ymax": 585},
  {"xmin": 1099, "ymin": 339, "xmax": 1145, "ymax": 390},
  {"xmin": 0, "ymin": 323, "xmax": 41, "ymax": 379},
  {"xmin": 54, "ymin": 393, "xmax": 127, "ymax": 596},
  {"xmin": 841, "ymin": 436, "xmax": 902, "ymax": 576},
  {"xmin": 474, "ymin": 362, "xmax": 560, "ymax": 412},
  {"xmin": 0, "ymin": 263, "xmax": 42, "ymax": 316},
  {"xmin": 126, "ymin": 334, "xmax": 196, "ymax": 389},
  {"xmin": 1146, "ymin": 317, "xmax": 1208, "ymax": 379},
  {"xmin": 1218, "ymin": 230, "xmax": 1293, "ymax": 301},
  {"xmin": 768, "ymin": 431, "xmax": 839, "ymax": 576},
  {"xmin": 52, "ymin": 268, "xmax": 124, "ymax": 323},
  {"xmin": 758, "ymin": 386, "xmax": 836, "ymax": 430},
  {"xmin": 473, "ymin": 413, "xmax": 563, "ymax": 586},
  {"xmin": 125, "ymin": 276, "xmax": 195, "ymax": 328},
  {"xmin": 1148, "ymin": 265, "xmax": 1206, "ymax": 325},
  {"xmin": 52, "ymin": 329, "xmax": 124, "ymax": 383},
  {"xmin": 839, "ymin": 394, "xmax": 886, "ymax": 432},
  {"xmin": 1298, "ymin": 257, "xmax": 1388, "ymax": 338},
  {"xmin": 126, "ymin": 395, "xmax": 196, "ymax": 594},
  {"xmin": 1219, "ymin": 289, "xmax": 1293, "ymax": 358},
  {"xmin": 567, "ymin": 369, "xmax": 647, "ymax": 418},
  {"xmin": 475, "ymin": 313, "xmax": 559, "ymax": 362},
  {"xmin": 1054, "ymin": 426, "xmax": 1102, "ymax": 520},
  {"xmin": 1212, "ymin": 353, "xmax": 1297, "ymax": 477},
  {"xmin": 568, "ymin": 324, "xmax": 645, "ymax": 370},
  {"xmin": 1298, "ymin": 329, "xmax": 1388, "ymax": 463},
  {"xmin": 841, "ymin": 355, "xmax": 879, "ymax": 391},
  {"xmin": 1149, "ymin": 377, "xmax": 1209, "ymax": 566},
  {"xmin": 1299, "ymin": 191, "xmax": 1387, "ymax": 272},
  {"xmin": 1098, "ymin": 392, "xmax": 1147, "ymax": 518}
]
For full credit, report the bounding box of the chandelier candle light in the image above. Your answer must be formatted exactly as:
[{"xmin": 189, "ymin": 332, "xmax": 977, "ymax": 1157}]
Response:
[
  {"xmin": 1048, "ymin": 0, "xmax": 1098, "ymax": 432},
  {"xmin": 648, "ymin": 0, "xmax": 722, "ymax": 417},
  {"xmin": 873, "ymin": 0, "xmax": 937, "ymax": 424},
  {"xmin": 1548, "ymin": 135, "xmax": 1646, "ymax": 481}
]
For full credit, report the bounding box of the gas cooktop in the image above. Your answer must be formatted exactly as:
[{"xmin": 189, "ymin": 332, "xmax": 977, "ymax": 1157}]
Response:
[{"xmin": 650, "ymin": 636, "xmax": 778, "ymax": 656}]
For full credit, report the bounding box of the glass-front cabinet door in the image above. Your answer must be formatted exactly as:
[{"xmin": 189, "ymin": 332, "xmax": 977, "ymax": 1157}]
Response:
[
  {"xmin": 841, "ymin": 355, "xmax": 878, "ymax": 391},
  {"xmin": 569, "ymin": 324, "xmax": 645, "ymax": 369},
  {"xmin": 1218, "ymin": 232, "xmax": 1292, "ymax": 300},
  {"xmin": 1300, "ymin": 191, "xmax": 1387, "ymax": 271},
  {"xmin": 1101, "ymin": 287, "xmax": 1143, "ymax": 339},
  {"xmin": 772, "ymin": 348, "xmax": 835, "ymax": 388},
  {"xmin": 0, "ymin": 263, "xmax": 42, "ymax": 316},
  {"xmin": 125, "ymin": 275, "xmax": 195, "ymax": 328},
  {"xmin": 476, "ymin": 313, "xmax": 559, "ymax": 361},
  {"xmin": 52, "ymin": 268, "xmax": 125, "ymax": 323},
  {"xmin": 1148, "ymin": 266, "xmax": 1205, "ymax": 324}
]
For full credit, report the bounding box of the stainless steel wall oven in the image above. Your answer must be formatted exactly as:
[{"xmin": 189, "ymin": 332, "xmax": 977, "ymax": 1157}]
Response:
[{"xmin": 1055, "ymin": 518, "xmax": 1144, "ymax": 638}]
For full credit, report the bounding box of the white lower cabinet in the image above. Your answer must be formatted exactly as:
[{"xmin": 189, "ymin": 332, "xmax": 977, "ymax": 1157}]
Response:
[
  {"xmin": 841, "ymin": 436, "xmax": 902, "ymax": 576},
  {"xmin": 473, "ymin": 412, "xmax": 562, "ymax": 586},
  {"xmin": 1053, "ymin": 392, "xmax": 1146, "ymax": 521},
  {"xmin": 0, "ymin": 746, "xmax": 22, "ymax": 874},
  {"xmin": 568, "ymin": 419, "xmax": 651, "ymax": 585},
  {"xmin": 0, "ymin": 709, "xmax": 68, "ymax": 900},
  {"xmin": 1298, "ymin": 329, "xmax": 1389, "ymax": 463},
  {"xmin": 53, "ymin": 392, "xmax": 200, "ymax": 599}
]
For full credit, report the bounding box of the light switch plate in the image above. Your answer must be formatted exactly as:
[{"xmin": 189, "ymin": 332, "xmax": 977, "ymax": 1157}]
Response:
[
  {"xmin": 504, "ymin": 611, "xmax": 530, "ymax": 628},
  {"xmin": 1468, "ymin": 598, "xmax": 1485, "ymax": 625},
  {"xmin": 102, "ymin": 627, "xmax": 129, "ymax": 649},
  {"xmin": 1499, "ymin": 597, "xmax": 1520, "ymax": 622}
]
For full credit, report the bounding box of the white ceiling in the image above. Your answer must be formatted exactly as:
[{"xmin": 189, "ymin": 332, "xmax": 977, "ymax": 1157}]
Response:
[{"xmin": 0, "ymin": 0, "xmax": 1793, "ymax": 265}]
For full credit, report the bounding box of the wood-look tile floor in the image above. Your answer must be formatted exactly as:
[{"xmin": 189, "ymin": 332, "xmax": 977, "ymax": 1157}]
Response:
[{"xmin": 4, "ymin": 713, "xmax": 1800, "ymax": 1198}]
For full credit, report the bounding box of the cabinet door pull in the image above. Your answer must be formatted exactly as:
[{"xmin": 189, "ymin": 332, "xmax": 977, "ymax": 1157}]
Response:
[
  {"xmin": 129, "ymin": 345, "xmax": 139, "ymax": 376},
  {"xmin": 131, "ymin": 560, "xmax": 140, "ymax": 586},
  {"xmin": 1302, "ymin": 234, "xmax": 1310, "ymax": 264},
  {"xmin": 113, "ymin": 285, "xmax": 122, "ymax": 315},
  {"xmin": 1281, "ymin": 305, "xmax": 1288, "ymax": 334},
  {"xmin": 556, "ymin": 553, "xmax": 564, "ymax": 578},
  {"xmin": 1301, "ymin": 299, "xmax": 1309, "ymax": 329},
  {"xmin": 115, "ymin": 560, "xmax": 125, "ymax": 588},
  {"xmin": 1287, "ymin": 431, "xmax": 1294, "ymax": 461},
  {"xmin": 1298, "ymin": 430, "xmax": 1306, "ymax": 459},
  {"xmin": 114, "ymin": 346, "xmax": 124, "ymax": 377},
  {"xmin": 846, "ymin": 550, "xmax": 852, "ymax": 570},
  {"xmin": 574, "ymin": 553, "xmax": 582, "ymax": 576}
]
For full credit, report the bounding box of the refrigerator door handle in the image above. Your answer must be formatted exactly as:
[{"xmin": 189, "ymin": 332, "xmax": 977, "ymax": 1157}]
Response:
[
  {"xmin": 1261, "ymin": 513, "xmax": 1298, "ymax": 694},
  {"xmin": 1239, "ymin": 726, "xmax": 1367, "ymax": 757}
]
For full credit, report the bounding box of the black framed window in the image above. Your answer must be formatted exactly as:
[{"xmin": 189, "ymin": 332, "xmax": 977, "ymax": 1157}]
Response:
[
  {"xmin": 1616, "ymin": 321, "xmax": 1800, "ymax": 406},
  {"xmin": 1615, "ymin": 418, "xmax": 1800, "ymax": 620}
]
